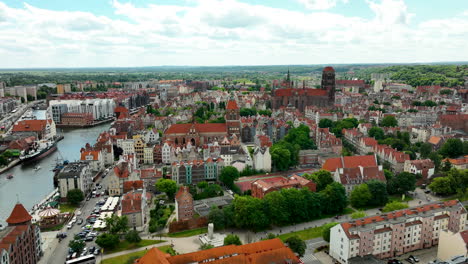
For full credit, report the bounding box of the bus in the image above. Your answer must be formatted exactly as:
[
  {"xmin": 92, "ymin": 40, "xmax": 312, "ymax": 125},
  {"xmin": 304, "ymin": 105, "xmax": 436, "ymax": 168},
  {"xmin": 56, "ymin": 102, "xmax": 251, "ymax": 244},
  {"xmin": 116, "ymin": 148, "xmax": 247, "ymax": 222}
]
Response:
[{"xmin": 65, "ymin": 254, "xmax": 96, "ymax": 264}]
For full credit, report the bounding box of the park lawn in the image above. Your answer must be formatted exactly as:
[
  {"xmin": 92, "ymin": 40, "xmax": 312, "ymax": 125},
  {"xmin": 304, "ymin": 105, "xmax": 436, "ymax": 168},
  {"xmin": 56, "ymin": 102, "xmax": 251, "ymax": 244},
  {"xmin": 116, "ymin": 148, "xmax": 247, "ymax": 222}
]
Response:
[
  {"xmin": 59, "ymin": 203, "xmax": 77, "ymax": 213},
  {"xmin": 102, "ymin": 246, "xmax": 172, "ymax": 264},
  {"xmin": 389, "ymin": 195, "xmax": 413, "ymax": 203},
  {"xmin": 167, "ymin": 227, "xmax": 208, "ymax": 238},
  {"xmin": 277, "ymin": 226, "xmax": 323, "ymax": 241},
  {"xmin": 105, "ymin": 240, "xmax": 165, "ymax": 254}
]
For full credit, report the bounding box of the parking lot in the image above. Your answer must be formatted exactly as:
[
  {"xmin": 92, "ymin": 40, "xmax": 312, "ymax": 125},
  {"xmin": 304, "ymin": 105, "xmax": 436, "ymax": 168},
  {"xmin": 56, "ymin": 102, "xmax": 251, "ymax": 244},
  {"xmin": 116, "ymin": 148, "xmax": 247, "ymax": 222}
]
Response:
[{"xmin": 392, "ymin": 247, "xmax": 438, "ymax": 264}]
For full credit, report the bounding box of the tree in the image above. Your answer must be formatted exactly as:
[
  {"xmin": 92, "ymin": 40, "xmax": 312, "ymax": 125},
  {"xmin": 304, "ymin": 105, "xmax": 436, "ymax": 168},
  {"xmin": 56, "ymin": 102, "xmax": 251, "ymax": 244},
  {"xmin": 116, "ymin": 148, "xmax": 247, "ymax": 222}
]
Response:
[
  {"xmin": 369, "ymin": 127, "xmax": 385, "ymax": 140},
  {"xmin": 96, "ymin": 233, "xmax": 120, "ymax": 249},
  {"xmin": 446, "ymin": 168, "xmax": 468, "ymax": 192},
  {"xmin": 419, "ymin": 143, "xmax": 433, "ymax": 158},
  {"xmin": 350, "ymin": 184, "xmax": 372, "ymax": 209},
  {"xmin": 270, "ymin": 146, "xmax": 291, "ymax": 171},
  {"xmin": 380, "ymin": 115, "xmax": 398, "ymax": 127},
  {"xmin": 439, "ymin": 138, "xmax": 464, "ymax": 158},
  {"xmin": 69, "ymin": 239, "xmax": 85, "ymax": 253},
  {"xmin": 366, "ymin": 180, "xmax": 388, "ymax": 206},
  {"xmin": 464, "ymin": 141, "xmax": 468, "ymax": 155},
  {"xmin": 429, "ymin": 177, "xmax": 454, "ymax": 195},
  {"xmin": 233, "ymin": 196, "xmax": 270, "ymax": 231},
  {"xmin": 200, "ymin": 244, "xmax": 214, "ymax": 250},
  {"xmin": 319, "ymin": 118, "xmax": 333, "ymax": 128},
  {"xmin": 197, "ymin": 181, "xmax": 209, "ymax": 190},
  {"xmin": 105, "ymin": 215, "xmax": 129, "ymax": 235},
  {"xmin": 429, "ymin": 152, "xmax": 442, "ymax": 171},
  {"xmin": 308, "ymin": 170, "xmax": 334, "ymax": 192},
  {"xmin": 125, "ymin": 230, "xmax": 142, "ymax": 243},
  {"xmin": 219, "ymin": 166, "xmax": 240, "ymax": 188},
  {"xmin": 382, "ymin": 201, "xmax": 409, "ymax": 212},
  {"xmin": 285, "ymin": 236, "xmax": 306, "ymax": 257},
  {"xmin": 387, "ymin": 172, "xmax": 416, "ymax": 195},
  {"xmin": 322, "ymin": 182, "xmax": 347, "ymax": 214},
  {"xmin": 66, "ymin": 189, "xmax": 84, "ymax": 206},
  {"xmin": 264, "ymin": 191, "xmax": 289, "ymax": 226},
  {"xmin": 155, "ymin": 178, "xmax": 178, "ymax": 199},
  {"xmin": 322, "ymin": 222, "xmax": 339, "ymax": 242},
  {"xmin": 208, "ymin": 206, "xmax": 225, "ymax": 230},
  {"xmin": 224, "ymin": 234, "xmax": 242, "ymax": 245},
  {"xmin": 351, "ymin": 211, "xmax": 367, "ymax": 219}
]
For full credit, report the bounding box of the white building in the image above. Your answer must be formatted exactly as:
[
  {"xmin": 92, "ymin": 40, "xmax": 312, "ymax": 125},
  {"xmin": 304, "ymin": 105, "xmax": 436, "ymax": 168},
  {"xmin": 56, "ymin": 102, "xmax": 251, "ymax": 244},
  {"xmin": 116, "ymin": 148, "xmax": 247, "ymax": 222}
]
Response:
[
  {"xmin": 117, "ymin": 139, "xmax": 135, "ymax": 156},
  {"xmin": 58, "ymin": 162, "xmax": 92, "ymax": 198},
  {"xmin": 49, "ymin": 98, "xmax": 116, "ymax": 123},
  {"xmin": 162, "ymin": 141, "xmax": 172, "ymax": 164},
  {"xmin": 144, "ymin": 128, "xmax": 160, "ymax": 144}
]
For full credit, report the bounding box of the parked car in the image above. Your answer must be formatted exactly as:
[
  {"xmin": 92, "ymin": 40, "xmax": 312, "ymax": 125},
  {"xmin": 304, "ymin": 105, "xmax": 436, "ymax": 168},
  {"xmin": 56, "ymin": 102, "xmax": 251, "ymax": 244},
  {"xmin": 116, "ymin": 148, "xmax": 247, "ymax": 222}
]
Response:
[
  {"xmin": 77, "ymin": 218, "xmax": 83, "ymax": 225},
  {"xmin": 67, "ymin": 223, "xmax": 73, "ymax": 229},
  {"xmin": 409, "ymin": 255, "xmax": 419, "ymax": 262},
  {"xmin": 406, "ymin": 258, "xmax": 415, "ymax": 264}
]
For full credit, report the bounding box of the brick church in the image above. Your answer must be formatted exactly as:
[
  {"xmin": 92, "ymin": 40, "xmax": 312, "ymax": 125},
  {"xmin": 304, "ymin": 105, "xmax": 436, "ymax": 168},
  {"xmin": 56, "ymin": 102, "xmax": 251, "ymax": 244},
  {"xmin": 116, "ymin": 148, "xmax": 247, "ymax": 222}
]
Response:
[
  {"xmin": 271, "ymin": 66, "xmax": 336, "ymax": 111},
  {"xmin": 164, "ymin": 98, "xmax": 240, "ymax": 146}
]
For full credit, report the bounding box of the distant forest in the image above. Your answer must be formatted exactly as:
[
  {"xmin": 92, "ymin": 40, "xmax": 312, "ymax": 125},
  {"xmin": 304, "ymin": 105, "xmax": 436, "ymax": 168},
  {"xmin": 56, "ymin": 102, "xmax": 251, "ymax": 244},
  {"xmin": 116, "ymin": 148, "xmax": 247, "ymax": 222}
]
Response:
[{"xmin": 0, "ymin": 63, "xmax": 466, "ymax": 88}]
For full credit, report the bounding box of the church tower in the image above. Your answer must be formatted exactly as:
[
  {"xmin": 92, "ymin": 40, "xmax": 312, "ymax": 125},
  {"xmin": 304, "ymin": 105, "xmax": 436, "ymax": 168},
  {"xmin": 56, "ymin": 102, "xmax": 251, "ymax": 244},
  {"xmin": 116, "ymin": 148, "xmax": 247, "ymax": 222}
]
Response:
[
  {"xmin": 321, "ymin": 66, "xmax": 336, "ymax": 105},
  {"xmin": 225, "ymin": 96, "xmax": 240, "ymax": 138}
]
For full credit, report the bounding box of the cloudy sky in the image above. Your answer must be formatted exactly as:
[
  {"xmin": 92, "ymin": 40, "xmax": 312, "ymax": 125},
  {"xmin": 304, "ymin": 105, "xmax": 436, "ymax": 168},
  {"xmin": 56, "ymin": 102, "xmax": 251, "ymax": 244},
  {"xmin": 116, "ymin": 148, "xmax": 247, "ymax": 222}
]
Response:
[{"xmin": 0, "ymin": 0, "xmax": 467, "ymax": 68}]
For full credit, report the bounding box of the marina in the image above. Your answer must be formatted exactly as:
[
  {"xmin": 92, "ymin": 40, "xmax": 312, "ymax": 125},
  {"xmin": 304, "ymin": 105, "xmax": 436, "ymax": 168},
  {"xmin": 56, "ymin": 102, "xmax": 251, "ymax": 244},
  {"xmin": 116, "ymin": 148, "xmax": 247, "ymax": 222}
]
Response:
[{"xmin": 0, "ymin": 110, "xmax": 111, "ymax": 227}]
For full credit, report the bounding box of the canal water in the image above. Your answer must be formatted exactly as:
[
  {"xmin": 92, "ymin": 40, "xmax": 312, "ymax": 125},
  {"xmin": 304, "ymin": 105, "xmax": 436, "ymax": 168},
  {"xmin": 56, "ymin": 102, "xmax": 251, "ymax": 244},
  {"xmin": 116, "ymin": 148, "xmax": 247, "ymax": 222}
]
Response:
[{"xmin": 0, "ymin": 110, "xmax": 110, "ymax": 226}]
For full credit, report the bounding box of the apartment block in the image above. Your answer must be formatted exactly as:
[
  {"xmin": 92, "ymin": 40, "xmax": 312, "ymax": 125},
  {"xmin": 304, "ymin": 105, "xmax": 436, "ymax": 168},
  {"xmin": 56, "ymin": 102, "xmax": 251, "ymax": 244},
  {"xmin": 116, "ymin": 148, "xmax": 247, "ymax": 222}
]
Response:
[{"xmin": 330, "ymin": 200, "xmax": 467, "ymax": 264}]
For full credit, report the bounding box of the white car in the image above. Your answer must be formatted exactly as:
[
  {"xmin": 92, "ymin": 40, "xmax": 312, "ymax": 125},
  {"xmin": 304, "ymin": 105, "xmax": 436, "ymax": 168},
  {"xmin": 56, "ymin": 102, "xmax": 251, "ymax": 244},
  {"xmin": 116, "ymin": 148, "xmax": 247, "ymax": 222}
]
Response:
[
  {"xmin": 76, "ymin": 211, "xmax": 82, "ymax": 216},
  {"xmin": 66, "ymin": 223, "xmax": 73, "ymax": 229}
]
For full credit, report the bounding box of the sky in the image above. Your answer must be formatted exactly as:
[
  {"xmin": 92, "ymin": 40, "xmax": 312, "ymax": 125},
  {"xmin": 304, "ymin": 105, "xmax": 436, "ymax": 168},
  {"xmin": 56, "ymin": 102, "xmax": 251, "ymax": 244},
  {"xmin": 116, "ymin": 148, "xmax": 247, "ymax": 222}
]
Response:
[{"xmin": 0, "ymin": 0, "xmax": 467, "ymax": 68}]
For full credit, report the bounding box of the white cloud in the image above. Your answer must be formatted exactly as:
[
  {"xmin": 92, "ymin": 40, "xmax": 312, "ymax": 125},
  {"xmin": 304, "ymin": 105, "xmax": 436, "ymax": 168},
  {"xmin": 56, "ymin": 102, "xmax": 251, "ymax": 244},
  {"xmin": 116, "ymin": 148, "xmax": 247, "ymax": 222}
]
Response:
[
  {"xmin": 0, "ymin": 0, "xmax": 466, "ymax": 67},
  {"xmin": 298, "ymin": 0, "xmax": 348, "ymax": 10}
]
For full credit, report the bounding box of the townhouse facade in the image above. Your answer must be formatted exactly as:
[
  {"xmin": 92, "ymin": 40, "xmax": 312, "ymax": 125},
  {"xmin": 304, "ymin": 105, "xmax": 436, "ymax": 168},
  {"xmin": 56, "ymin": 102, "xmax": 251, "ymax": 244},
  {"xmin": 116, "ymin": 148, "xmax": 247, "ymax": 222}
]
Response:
[{"xmin": 330, "ymin": 200, "xmax": 467, "ymax": 264}]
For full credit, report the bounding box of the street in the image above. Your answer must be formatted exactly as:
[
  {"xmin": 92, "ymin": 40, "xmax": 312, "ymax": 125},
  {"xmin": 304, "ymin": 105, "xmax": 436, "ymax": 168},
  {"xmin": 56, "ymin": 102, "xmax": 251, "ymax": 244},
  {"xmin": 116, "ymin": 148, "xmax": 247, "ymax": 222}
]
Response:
[{"xmin": 39, "ymin": 174, "xmax": 112, "ymax": 264}]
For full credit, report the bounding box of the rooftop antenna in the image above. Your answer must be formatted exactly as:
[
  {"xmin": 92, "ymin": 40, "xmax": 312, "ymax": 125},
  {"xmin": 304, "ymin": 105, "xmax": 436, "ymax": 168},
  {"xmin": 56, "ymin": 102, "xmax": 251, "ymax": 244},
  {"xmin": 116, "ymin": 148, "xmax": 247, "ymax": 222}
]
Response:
[{"xmin": 16, "ymin": 194, "xmax": 20, "ymax": 204}]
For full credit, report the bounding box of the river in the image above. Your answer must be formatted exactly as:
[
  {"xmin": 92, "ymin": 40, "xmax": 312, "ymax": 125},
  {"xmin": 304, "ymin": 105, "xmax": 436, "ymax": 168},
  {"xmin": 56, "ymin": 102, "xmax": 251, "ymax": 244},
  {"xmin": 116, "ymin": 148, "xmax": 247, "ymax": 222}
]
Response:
[{"xmin": 0, "ymin": 110, "xmax": 110, "ymax": 226}]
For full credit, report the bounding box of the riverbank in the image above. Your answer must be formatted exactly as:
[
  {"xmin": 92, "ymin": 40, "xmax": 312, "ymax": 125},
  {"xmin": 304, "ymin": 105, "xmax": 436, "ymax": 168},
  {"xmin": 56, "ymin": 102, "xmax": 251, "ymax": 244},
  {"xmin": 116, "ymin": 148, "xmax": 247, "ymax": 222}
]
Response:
[
  {"xmin": 55, "ymin": 117, "xmax": 114, "ymax": 128},
  {"xmin": 0, "ymin": 159, "xmax": 20, "ymax": 175}
]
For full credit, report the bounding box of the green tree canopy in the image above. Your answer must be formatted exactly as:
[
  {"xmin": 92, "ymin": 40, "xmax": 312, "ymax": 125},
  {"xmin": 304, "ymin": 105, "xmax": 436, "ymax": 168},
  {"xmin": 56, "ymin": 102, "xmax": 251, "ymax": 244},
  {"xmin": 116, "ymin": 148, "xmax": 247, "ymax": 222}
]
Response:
[
  {"xmin": 380, "ymin": 115, "xmax": 398, "ymax": 127},
  {"xmin": 208, "ymin": 206, "xmax": 226, "ymax": 230},
  {"xmin": 439, "ymin": 138, "xmax": 464, "ymax": 158},
  {"xmin": 125, "ymin": 230, "xmax": 142, "ymax": 243},
  {"xmin": 96, "ymin": 233, "xmax": 120, "ymax": 249},
  {"xmin": 419, "ymin": 143, "xmax": 433, "ymax": 158},
  {"xmin": 382, "ymin": 201, "xmax": 409, "ymax": 212},
  {"xmin": 155, "ymin": 178, "xmax": 178, "ymax": 199},
  {"xmin": 387, "ymin": 172, "xmax": 416, "ymax": 195},
  {"xmin": 285, "ymin": 236, "xmax": 307, "ymax": 257},
  {"xmin": 350, "ymin": 184, "xmax": 372, "ymax": 209},
  {"xmin": 270, "ymin": 144, "xmax": 292, "ymax": 171},
  {"xmin": 307, "ymin": 169, "xmax": 334, "ymax": 192},
  {"xmin": 105, "ymin": 215, "xmax": 129, "ymax": 235},
  {"xmin": 322, "ymin": 182, "xmax": 347, "ymax": 214},
  {"xmin": 319, "ymin": 118, "xmax": 333, "ymax": 128},
  {"xmin": 224, "ymin": 234, "xmax": 242, "ymax": 245},
  {"xmin": 69, "ymin": 239, "xmax": 85, "ymax": 253},
  {"xmin": 66, "ymin": 189, "xmax": 84, "ymax": 206},
  {"xmin": 322, "ymin": 222, "xmax": 339, "ymax": 242},
  {"xmin": 219, "ymin": 166, "xmax": 240, "ymax": 188},
  {"xmin": 369, "ymin": 127, "xmax": 385, "ymax": 140},
  {"xmin": 428, "ymin": 177, "xmax": 454, "ymax": 195},
  {"xmin": 366, "ymin": 180, "xmax": 388, "ymax": 206},
  {"xmin": 351, "ymin": 211, "xmax": 367, "ymax": 219},
  {"xmin": 233, "ymin": 196, "xmax": 270, "ymax": 231}
]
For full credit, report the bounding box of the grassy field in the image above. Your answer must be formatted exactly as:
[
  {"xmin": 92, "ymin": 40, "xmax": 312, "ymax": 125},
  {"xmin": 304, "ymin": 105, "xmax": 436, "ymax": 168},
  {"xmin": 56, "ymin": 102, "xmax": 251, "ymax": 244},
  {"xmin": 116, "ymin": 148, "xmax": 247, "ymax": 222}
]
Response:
[
  {"xmin": 105, "ymin": 240, "xmax": 165, "ymax": 254},
  {"xmin": 101, "ymin": 245, "xmax": 172, "ymax": 264},
  {"xmin": 167, "ymin": 227, "xmax": 208, "ymax": 238},
  {"xmin": 389, "ymin": 195, "xmax": 414, "ymax": 203},
  {"xmin": 277, "ymin": 226, "xmax": 323, "ymax": 241},
  {"xmin": 59, "ymin": 203, "xmax": 77, "ymax": 213}
]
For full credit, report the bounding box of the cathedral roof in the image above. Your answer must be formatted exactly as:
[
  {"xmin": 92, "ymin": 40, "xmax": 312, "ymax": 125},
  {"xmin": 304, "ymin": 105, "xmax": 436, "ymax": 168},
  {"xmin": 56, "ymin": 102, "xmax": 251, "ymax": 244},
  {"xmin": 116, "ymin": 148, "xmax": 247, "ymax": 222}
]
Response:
[
  {"xmin": 274, "ymin": 88, "xmax": 328, "ymax": 97},
  {"xmin": 6, "ymin": 203, "xmax": 32, "ymax": 224},
  {"xmin": 323, "ymin": 66, "xmax": 335, "ymax": 72}
]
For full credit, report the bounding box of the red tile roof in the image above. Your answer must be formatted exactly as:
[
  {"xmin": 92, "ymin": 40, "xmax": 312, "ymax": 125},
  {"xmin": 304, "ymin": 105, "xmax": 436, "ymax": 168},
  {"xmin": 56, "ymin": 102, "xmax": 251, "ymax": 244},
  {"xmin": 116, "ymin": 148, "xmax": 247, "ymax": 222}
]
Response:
[
  {"xmin": 322, "ymin": 155, "xmax": 377, "ymax": 171},
  {"xmin": 123, "ymin": 180, "xmax": 144, "ymax": 193},
  {"xmin": 324, "ymin": 66, "xmax": 335, "ymax": 72},
  {"xmin": 274, "ymin": 88, "xmax": 328, "ymax": 97},
  {"xmin": 6, "ymin": 203, "xmax": 32, "ymax": 224},
  {"xmin": 460, "ymin": 230, "xmax": 468, "ymax": 245},
  {"xmin": 165, "ymin": 123, "xmax": 227, "ymax": 134},
  {"xmin": 226, "ymin": 100, "xmax": 239, "ymax": 110},
  {"xmin": 80, "ymin": 150, "xmax": 100, "ymax": 161},
  {"xmin": 137, "ymin": 238, "xmax": 300, "ymax": 264},
  {"xmin": 12, "ymin": 120, "xmax": 49, "ymax": 133}
]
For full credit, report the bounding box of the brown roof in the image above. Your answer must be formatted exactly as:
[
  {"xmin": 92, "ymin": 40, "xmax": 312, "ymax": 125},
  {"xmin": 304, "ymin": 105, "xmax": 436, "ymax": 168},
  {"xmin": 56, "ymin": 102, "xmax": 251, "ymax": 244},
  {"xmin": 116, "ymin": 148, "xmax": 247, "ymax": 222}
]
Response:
[
  {"xmin": 12, "ymin": 120, "xmax": 49, "ymax": 133},
  {"xmin": 226, "ymin": 100, "xmax": 239, "ymax": 110},
  {"xmin": 6, "ymin": 203, "xmax": 32, "ymax": 224},
  {"xmin": 175, "ymin": 186, "xmax": 192, "ymax": 201},
  {"xmin": 323, "ymin": 155, "xmax": 377, "ymax": 171},
  {"xmin": 137, "ymin": 238, "xmax": 300, "ymax": 264},
  {"xmin": 165, "ymin": 123, "xmax": 227, "ymax": 134}
]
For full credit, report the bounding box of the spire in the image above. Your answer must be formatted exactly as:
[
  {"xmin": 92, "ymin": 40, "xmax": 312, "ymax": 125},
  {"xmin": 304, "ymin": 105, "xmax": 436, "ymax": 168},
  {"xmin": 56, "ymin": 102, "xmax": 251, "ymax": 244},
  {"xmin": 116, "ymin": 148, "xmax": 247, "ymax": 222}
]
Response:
[{"xmin": 286, "ymin": 68, "xmax": 291, "ymax": 82}]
